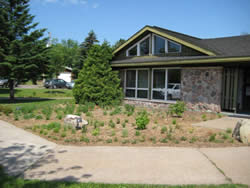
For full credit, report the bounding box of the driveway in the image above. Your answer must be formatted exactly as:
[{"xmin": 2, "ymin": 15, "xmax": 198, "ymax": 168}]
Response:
[{"xmin": 0, "ymin": 120, "xmax": 250, "ymax": 185}]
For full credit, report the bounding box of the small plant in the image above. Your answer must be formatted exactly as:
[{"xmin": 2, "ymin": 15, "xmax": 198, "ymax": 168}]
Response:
[
  {"xmin": 122, "ymin": 122, "xmax": 126, "ymax": 128},
  {"xmin": 168, "ymin": 101, "xmax": 186, "ymax": 117},
  {"xmin": 135, "ymin": 130, "xmax": 140, "ymax": 136},
  {"xmin": 56, "ymin": 113, "xmax": 63, "ymax": 120},
  {"xmin": 116, "ymin": 118, "xmax": 120, "ymax": 124},
  {"xmin": 111, "ymin": 130, "xmax": 116, "ymax": 136},
  {"xmin": 110, "ymin": 106, "xmax": 122, "ymax": 116},
  {"xmin": 41, "ymin": 106, "xmax": 52, "ymax": 120},
  {"xmin": 80, "ymin": 136, "xmax": 90, "ymax": 143},
  {"xmin": 124, "ymin": 119, "xmax": 129, "ymax": 123},
  {"xmin": 61, "ymin": 132, "xmax": 67, "ymax": 138},
  {"xmin": 106, "ymin": 139, "xmax": 112, "ymax": 143},
  {"xmin": 201, "ymin": 114, "xmax": 207, "ymax": 121},
  {"xmin": 136, "ymin": 110, "xmax": 150, "ymax": 130},
  {"xmin": 221, "ymin": 132, "xmax": 229, "ymax": 140},
  {"xmin": 71, "ymin": 129, "xmax": 76, "ymax": 134},
  {"xmin": 131, "ymin": 140, "xmax": 137, "ymax": 144},
  {"xmin": 35, "ymin": 115, "xmax": 43, "ymax": 120},
  {"xmin": 139, "ymin": 135, "xmax": 145, "ymax": 142},
  {"xmin": 103, "ymin": 111, "xmax": 107, "ymax": 116},
  {"xmin": 180, "ymin": 136, "xmax": 187, "ymax": 141},
  {"xmin": 189, "ymin": 128, "xmax": 194, "ymax": 134},
  {"xmin": 122, "ymin": 129, "xmax": 128, "ymax": 137},
  {"xmin": 175, "ymin": 140, "xmax": 179, "ymax": 144},
  {"xmin": 226, "ymin": 128, "xmax": 232, "ymax": 134},
  {"xmin": 114, "ymin": 137, "xmax": 118, "ymax": 142},
  {"xmin": 86, "ymin": 111, "xmax": 92, "ymax": 117},
  {"xmin": 150, "ymin": 136, "xmax": 156, "ymax": 144},
  {"xmin": 122, "ymin": 139, "xmax": 129, "ymax": 144},
  {"xmin": 172, "ymin": 119, "xmax": 177, "ymax": 125},
  {"xmin": 161, "ymin": 126, "xmax": 167, "ymax": 134},
  {"xmin": 209, "ymin": 133, "xmax": 217, "ymax": 142},
  {"xmin": 124, "ymin": 104, "xmax": 135, "ymax": 116},
  {"xmin": 189, "ymin": 136, "xmax": 197, "ymax": 143},
  {"xmin": 109, "ymin": 120, "xmax": 115, "ymax": 128},
  {"xmin": 217, "ymin": 113, "xmax": 222, "ymax": 118},
  {"xmin": 82, "ymin": 126, "xmax": 87, "ymax": 133},
  {"xmin": 160, "ymin": 137, "xmax": 168, "ymax": 143},
  {"xmin": 92, "ymin": 128, "xmax": 100, "ymax": 136}
]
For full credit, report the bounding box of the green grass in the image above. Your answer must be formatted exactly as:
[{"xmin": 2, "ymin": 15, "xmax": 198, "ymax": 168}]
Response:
[
  {"xmin": 0, "ymin": 166, "xmax": 246, "ymax": 188},
  {"xmin": 0, "ymin": 88, "xmax": 73, "ymax": 98}
]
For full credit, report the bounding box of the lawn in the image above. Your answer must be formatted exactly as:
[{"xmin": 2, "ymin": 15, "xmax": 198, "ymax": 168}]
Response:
[
  {"xmin": 0, "ymin": 88, "xmax": 73, "ymax": 98},
  {"xmin": 0, "ymin": 166, "xmax": 247, "ymax": 188},
  {"xmin": 0, "ymin": 99, "xmax": 246, "ymax": 147}
]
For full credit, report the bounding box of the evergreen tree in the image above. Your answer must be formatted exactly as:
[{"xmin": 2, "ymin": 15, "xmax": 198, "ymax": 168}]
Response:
[
  {"xmin": 112, "ymin": 38, "xmax": 126, "ymax": 51},
  {"xmin": 73, "ymin": 30, "xmax": 99, "ymax": 78},
  {"xmin": 73, "ymin": 41, "xmax": 123, "ymax": 106},
  {"xmin": 0, "ymin": 0, "xmax": 48, "ymax": 100}
]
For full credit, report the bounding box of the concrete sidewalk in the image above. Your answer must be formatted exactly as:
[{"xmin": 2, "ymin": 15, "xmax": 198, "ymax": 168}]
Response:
[{"xmin": 0, "ymin": 120, "xmax": 250, "ymax": 185}]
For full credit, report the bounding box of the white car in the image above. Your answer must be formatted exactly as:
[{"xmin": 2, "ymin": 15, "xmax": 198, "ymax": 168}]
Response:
[
  {"xmin": 0, "ymin": 79, "xmax": 8, "ymax": 88},
  {"xmin": 167, "ymin": 83, "xmax": 181, "ymax": 100}
]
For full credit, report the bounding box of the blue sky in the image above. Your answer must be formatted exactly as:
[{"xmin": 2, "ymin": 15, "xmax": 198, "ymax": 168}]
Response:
[{"xmin": 30, "ymin": 0, "xmax": 250, "ymax": 45}]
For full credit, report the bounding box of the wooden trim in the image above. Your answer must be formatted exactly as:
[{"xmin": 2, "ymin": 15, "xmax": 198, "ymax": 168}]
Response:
[{"xmin": 113, "ymin": 26, "xmax": 216, "ymax": 56}]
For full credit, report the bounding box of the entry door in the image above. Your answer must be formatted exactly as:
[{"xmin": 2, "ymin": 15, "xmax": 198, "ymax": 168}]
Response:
[{"xmin": 221, "ymin": 68, "xmax": 238, "ymax": 112}]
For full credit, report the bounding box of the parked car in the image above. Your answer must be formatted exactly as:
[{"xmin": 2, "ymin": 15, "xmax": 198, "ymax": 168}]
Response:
[
  {"xmin": 44, "ymin": 79, "xmax": 67, "ymax": 89},
  {"xmin": 66, "ymin": 81, "xmax": 75, "ymax": 89},
  {"xmin": 167, "ymin": 83, "xmax": 181, "ymax": 100},
  {"xmin": 0, "ymin": 78, "xmax": 8, "ymax": 88}
]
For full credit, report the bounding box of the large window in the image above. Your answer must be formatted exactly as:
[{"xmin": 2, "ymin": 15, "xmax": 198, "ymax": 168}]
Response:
[
  {"xmin": 128, "ymin": 46, "xmax": 137, "ymax": 56},
  {"xmin": 125, "ymin": 69, "xmax": 149, "ymax": 99},
  {"xmin": 126, "ymin": 35, "xmax": 150, "ymax": 57},
  {"xmin": 168, "ymin": 40, "xmax": 181, "ymax": 53},
  {"xmin": 152, "ymin": 69, "xmax": 181, "ymax": 101},
  {"xmin": 154, "ymin": 35, "xmax": 165, "ymax": 54},
  {"xmin": 140, "ymin": 38, "xmax": 149, "ymax": 56}
]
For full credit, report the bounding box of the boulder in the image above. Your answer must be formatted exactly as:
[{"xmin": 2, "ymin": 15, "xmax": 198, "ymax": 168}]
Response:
[
  {"xmin": 64, "ymin": 114, "xmax": 88, "ymax": 129},
  {"xmin": 232, "ymin": 119, "xmax": 250, "ymax": 144},
  {"xmin": 240, "ymin": 119, "xmax": 250, "ymax": 144}
]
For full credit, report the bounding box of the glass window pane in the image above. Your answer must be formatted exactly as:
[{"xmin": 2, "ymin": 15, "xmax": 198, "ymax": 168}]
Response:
[
  {"xmin": 140, "ymin": 38, "xmax": 149, "ymax": 56},
  {"xmin": 118, "ymin": 70, "xmax": 124, "ymax": 88},
  {"xmin": 125, "ymin": 89, "xmax": 135, "ymax": 98},
  {"xmin": 153, "ymin": 69, "xmax": 165, "ymax": 89},
  {"xmin": 153, "ymin": 91, "xmax": 165, "ymax": 100},
  {"xmin": 154, "ymin": 35, "xmax": 165, "ymax": 54},
  {"xmin": 126, "ymin": 70, "xmax": 136, "ymax": 88},
  {"xmin": 138, "ymin": 70, "xmax": 148, "ymax": 88},
  {"xmin": 168, "ymin": 41, "xmax": 181, "ymax": 53},
  {"xmin": 137, "ymin": 90, "xmax": 148, "ymax": 99},
  {"xmin": 128, "ymin": 45, "xmax": 137, "ymax": 56},
  {"xmin": 167, "ymin": 69, "xmax": 181, "ymax": 100}
]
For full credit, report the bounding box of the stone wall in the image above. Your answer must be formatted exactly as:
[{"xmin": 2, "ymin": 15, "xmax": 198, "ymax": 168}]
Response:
[
  {"xmin": 181, "ymin": 67, "xmax": 223, "ymax": 112},
  {"xmin": 124, "ymin": 99, "xmax": 170, "ymax": 109}
]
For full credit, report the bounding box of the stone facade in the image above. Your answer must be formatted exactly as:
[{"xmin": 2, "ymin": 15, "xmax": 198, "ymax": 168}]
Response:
[
  {"xmin": 124, "ymin": 99, "xmax": 170, "ymax": 109},
  {"xmin": 181, "ymin": 67, "xmax": 223, "ymax": 112}
]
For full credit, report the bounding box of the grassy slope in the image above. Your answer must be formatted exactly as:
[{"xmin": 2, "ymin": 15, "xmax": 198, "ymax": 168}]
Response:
[{"xmin": 0, "ymin": 88, "xmax": 73, "ymax": 98}]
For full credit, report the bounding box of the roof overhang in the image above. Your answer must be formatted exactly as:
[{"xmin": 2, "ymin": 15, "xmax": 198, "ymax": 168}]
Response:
[
  {"xmin": 113, "ymin": 26, "xmax": 216, "ymax": 56},
  {"xmin": 111, "ymin": 56, "xmax": 250, "ymax": 68}
]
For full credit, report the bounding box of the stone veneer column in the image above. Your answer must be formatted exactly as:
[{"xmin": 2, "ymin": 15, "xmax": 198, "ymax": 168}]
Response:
[{"xmin": 181, "ymin": 67, "xmax": 223, "ymax": 112}]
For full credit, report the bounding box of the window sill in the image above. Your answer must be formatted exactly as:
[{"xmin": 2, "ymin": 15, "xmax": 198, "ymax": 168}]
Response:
[{"xmin": 124, "ymin": 97, "xmax": 177, "ymax": 104}]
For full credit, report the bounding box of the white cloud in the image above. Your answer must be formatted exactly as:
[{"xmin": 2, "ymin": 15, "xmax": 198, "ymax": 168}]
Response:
[{"xmin": 92, "ymin": 3, "xmax": 99, "ymax": 8}]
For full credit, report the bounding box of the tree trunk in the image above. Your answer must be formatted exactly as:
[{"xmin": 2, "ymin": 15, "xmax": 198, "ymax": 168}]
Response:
[{"xmin": 9, "ymin": 80, "xmax": 15, "ymax": 101}]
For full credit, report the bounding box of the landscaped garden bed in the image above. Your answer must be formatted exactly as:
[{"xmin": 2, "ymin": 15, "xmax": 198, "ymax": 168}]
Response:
[{"xmin": 0, "ymin": 100, "xmax": 246, "ymax": 147}]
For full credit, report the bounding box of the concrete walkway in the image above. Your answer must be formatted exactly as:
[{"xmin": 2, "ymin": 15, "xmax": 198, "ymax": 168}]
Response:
[
  {"xmin": 192, "ymin": 117, "xmax": 243, "ymax": 130},
  {"xmin": 0, "ymin": 120, "xmax": 250, "ymax": 185}
]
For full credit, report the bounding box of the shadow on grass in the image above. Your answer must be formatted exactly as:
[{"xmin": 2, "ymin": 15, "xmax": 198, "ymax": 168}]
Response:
[
  {"xmin": 0, "ymin": 98, "xmax": 54, "ymax": 104},
  {"xmin": 44, "ymin": 90, "xmax": 66, "ymax": 94},
  {"xmin": 0, "ymin": 88, "xmax": 21, "ymax": 95}
]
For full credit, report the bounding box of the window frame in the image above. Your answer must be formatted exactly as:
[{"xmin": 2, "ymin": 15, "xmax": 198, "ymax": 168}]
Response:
[
  {"xmin": 124, "ymin": 68, "xmax": 150, "ymax": 99},
  {"xmin": 151, "ymin": 67, "xmax": 181, "ymax": 102},
  {"xmin": 152, "ymin": 34, "xmax": 182, "ymax": 55},
  {"xmin": 126, "ymin": 34, "xmax": 151, "ymax": 57}
]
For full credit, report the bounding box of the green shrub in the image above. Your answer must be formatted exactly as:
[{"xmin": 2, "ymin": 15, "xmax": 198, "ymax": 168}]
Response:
[
  {"xmin": 109, "ymin": 120, "xmax": 115, "ymax": 128},
  {"xmin": 92, "ymin": 128, "xmax": 100, "ymax": 136},
  {"xmin": 226, "ymin": 128, "xmax": 232, "ymax": 134},
  {"xmin": 41, "ymin": 106, "xmax": 52, "ymax": 120},
  {"xmin": 106, "ymin": 139, "xmax": 112, "ymax": 143},
  {"xmin": 72, "ymin": 44, "xmax": 123, "ymax": 107},
  {"xmin": 122, "ymin": 129, "xmax": 128, "ymax": 137},
  {"xmin": 116, "ymin": 118, "xmax": 120, "ymax": 124},
  {"xmin": 0, "ymin": 105, "xmax": 13, "ymax": 116},
  {"xmin": 71, "ymin": 129, "xmax": 76, "ymax": 134},
  {"xmin": 161, "ymin": 126, "xmax": 167, "ymax": 134},
  {"xmin": 139, "ymin": 135, "xmax": 145, "ymax": 142},
  {"xmin": 168, "ymin": 101, "xmax": 186, "ymax": 117},
  {"xmin": 122, "ymin": 139, "xmax": 129, "ymax": 144},
  {"xmin": 180, "ymin": 136, "xmax": 187, "ymax": 141},
  {"xmin": 136, "ymin": 110, "xmax": 150, "ymax": 130},
  {"xmin": 124, "ymin": 104, "xmax": 135, "ymax": 116},
  {"xmin": 110, "ymin": 106, "xmax": 122, "ymax": 116},
  {"xmin": 122, "ymin": 122, "xmax": 126, "ymax": 128},
  {"xmin": 201, "ymin": 114, "xmax": 207, "ymax": 121},
  {"xmin": 150, "ymin": 136, "xmax": 156, "ymax": 144},
  {"xmin": 172, "ymin": 119, "xmax": 177, "ymax": 125},
  {"xmin": 131, "ymin": 140, "xmax": 137, "ymax": 144},
  {"xmin": 217, "ymin": 113, "xmax": 223, "ymax": 118},
  {"xmin": 111, "ymin": 130, "xmax": 116, "ymax": 136},
  {"xmin": 114, "ymin": 137, "xmax": 118, "ymax": 142},
  {"xmin": 35, "ymin": 115, "xmax": 43, "ymax": 120},
  {"xmin": 160, "ymin": 137, "xmax": 168, "ymax": 143},
  {"xmin": 103, "ymin": 111, "xmax": 107, "ymax": 115},
  {"xmin": 135, "ymin": 130, "xmax": 140, "ymax": 136},
  {"xmin": 209, "ymin": 133, "xmax": 217, "ymax": 142},
  {"xmin": 80, "ymin": 136, "xmax": 90, "ymax": 143},
  {"xmin": 82, "ymin": 126, "xmax": 87, "ymax": 133},
  {"xmin": 189, "ymin": 136, "xmax": 197, "ymax": 143}
]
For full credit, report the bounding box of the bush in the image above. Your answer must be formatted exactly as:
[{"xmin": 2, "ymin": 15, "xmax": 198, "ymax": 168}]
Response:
[
  {"xmin": 124, "ymin": 104, "xmax": 135, "ymax": 116},
  {"xmin": 168, "ymin": 101, "xmax": 186, "ymax": 117},
  {"xmin": 110, "ymin": 106, "xmax": 122, "ymax": 116},
  {"xmin": 109, "ymin": 120, "xmax": 115, "ymax": 128},
  {"xmin": 136, "ymin": 110, "xmax": 150, "ymax": 130},
  {"xmin": 73, "ymin": 43, "xmax": 123, "ymax": 107},
  {"xmin": 209, "ymin": 133, "xmax": 217, "ymax": 142},
  {"xmin": 92, "ymin": 128, "xmax": 100, "ymax": 136},
  {"xmin": 161, "ymin": 126, "xmax": 167, "ymax": 134}
]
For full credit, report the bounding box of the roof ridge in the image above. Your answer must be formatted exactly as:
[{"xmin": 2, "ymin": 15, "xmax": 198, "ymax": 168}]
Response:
[
  {"xmin": 202, "ymin": 34, "xmax": 250, "ymax": 40},
  {"xmin": 151, "ymin": 25, "xmax": 202, "ymax": 40}
]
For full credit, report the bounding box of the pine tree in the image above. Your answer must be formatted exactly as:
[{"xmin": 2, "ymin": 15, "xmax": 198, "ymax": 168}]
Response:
[
  {"xmin": 0, "ymin": 0, "xmax": 48, "ymax": 100},
  {"xmin": 112, "ymin": 38, "xmax": 126, "ymax": 51},
  {"xmin": 73, "ymin": 41, "xmax": 123, "ymax": 106},
  {"xmin": 73, "ymin": 30, "xmax": 99, "ymax": 78}
]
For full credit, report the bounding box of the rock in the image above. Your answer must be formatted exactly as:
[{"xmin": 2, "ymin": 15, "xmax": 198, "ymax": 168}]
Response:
[
  {"xmin": 64, "ymin": 114, "xmax": 88, "ymax": 129},
  {"xmin": 240, "ymin": 119, "xmax": 250, "ymax": 144},
  {"xmin": 232, "ymin": 119, "xmax": 250, "ymax": 144},
  {"xmin": 232, "ymin": 120, "xmax": 242, "ymax": 141}
]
